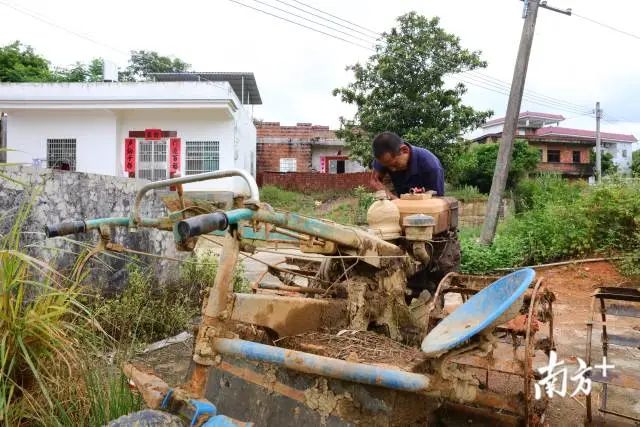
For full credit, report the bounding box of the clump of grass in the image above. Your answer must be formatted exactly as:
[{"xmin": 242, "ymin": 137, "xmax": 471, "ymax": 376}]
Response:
[
  {"xmin": 0, "ymin": 196, "xmax": 87, "ymax": 425},
  {"xmin": 92, "ymin": 251, "xmax": 250, "ymax": 344},
  {"xmin": 446, "ymin": 184, "xmax": 487, "ymax": 202},
  {"xmin": 91, "ymin": 263, "xmax": 198, "ymax": 344}
]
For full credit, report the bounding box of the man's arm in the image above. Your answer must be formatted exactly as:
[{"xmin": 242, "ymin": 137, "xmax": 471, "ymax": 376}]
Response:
[{"xmin": 370, "ymin": 169, "xmax": 398, "ymax": 199}]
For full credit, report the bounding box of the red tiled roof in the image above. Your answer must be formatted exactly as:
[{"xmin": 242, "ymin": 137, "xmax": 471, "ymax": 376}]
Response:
[
  {"xmin": 483, "ymin": 111, "xmax": 565, "ymax": 127},
  {"xmin": 535, "ymin": 127, "xmax": 637, "ymax": 143}
]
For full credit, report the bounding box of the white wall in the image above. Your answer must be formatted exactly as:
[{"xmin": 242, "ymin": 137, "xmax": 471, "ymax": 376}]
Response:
[
  {"xmin": 116, "ymin": 109, "xmax": 254, "ymax": 194},
  {"xmin": 311, "ymin": 145, "xmax": 364, "ymax": 173},
  {"xmin": 6, "ymin": 109, "xmax": 117, "ymax": 175},
  {"xmin": 602, "ymin": 142, "xmax": 633, "ymax": 173},
  {"xmin": 5, "ymin": 104, "xmax": 257, "ymax": 195}
]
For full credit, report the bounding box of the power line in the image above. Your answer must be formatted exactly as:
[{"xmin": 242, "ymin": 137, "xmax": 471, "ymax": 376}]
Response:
[
  {"xmin": 287, "ymin": 0, "xmax": 380, "ymax": 37},
  {"xmin": 247, "ymin": 0, "xmax": 377, "ymax": 44},
  {"xmin": 0, "ymin": 0, "xmax": 128, "ymax": 56},
  {"xmin": 243, "ymin": 0, "xmax": 591, "ymax": 115},
  {"xmin": 456, "ymin": 76, "xmax": 593, "ymax": 116},
  {"xmin": 464, "ymin": 70, "xmax": 592, "ymax": 111},
  {"xmin": 227, "ymin": 0, "xmax": 375, "ymax": 51},
  {"xmin": 271, "ymin": 0, "xmax": 379, "ymax": 41},
  {"xmin": 458, "ymin": 74, "xmax": 590, "ymax": 115},
  {"xmin": 573, "ymin": 12, "xmax": 640, "ymax": 42}
]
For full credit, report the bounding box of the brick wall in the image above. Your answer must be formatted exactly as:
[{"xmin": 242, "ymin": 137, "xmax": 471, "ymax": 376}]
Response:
[
  {"xmin": 256, "ymin": 142, "xmax": 312, "ymax": 174},
  {"xmin": 255, "ymin": 121, "xmax": 336, "ymax": 141},
  {"xmin": 259, "ymin": 172, "xmax": 374, "ymax": 192}
]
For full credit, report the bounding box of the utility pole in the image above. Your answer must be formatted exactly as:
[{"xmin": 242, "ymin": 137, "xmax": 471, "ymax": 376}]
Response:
[
  {"xmin": 480, "ymin": 0, "xmax": 571, "ymax": 245},
  {"xmin": 595, "ymin": 101, "xmax": 602, "ymax": 182}
]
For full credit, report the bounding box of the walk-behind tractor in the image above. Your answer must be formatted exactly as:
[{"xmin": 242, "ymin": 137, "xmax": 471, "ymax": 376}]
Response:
[{"xmin": 45, "ymin": 170, "xmax": 557, "ymax": 426}]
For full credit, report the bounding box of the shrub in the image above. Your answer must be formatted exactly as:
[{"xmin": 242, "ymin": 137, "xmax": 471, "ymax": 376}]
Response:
[
  {"xmin": 92, "ymin": 264, "xmax": 197, "ymax": 344},
  {"xmin": 461, "ymin": 178, "xmax": 640, "ymax": 273},
  {"xmin": 92, "ymin": 252, "xmax": 250, "ymax": 343}
]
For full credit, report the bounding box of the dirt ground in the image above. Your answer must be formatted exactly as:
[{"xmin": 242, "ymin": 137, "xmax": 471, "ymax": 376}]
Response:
[{"xmin": 139, "ymin": 259, "xmax": 640, "ymax": 426}]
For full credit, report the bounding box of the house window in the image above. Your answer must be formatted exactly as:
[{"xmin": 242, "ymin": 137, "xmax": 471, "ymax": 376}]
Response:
[
  {"xmin": 279, "ymin": 158, "xmax": 297, "ymax": 172},
  {"xmin": 572, "ymin": 151, "xmax": 581, "ymax": 163},
  {"xmin": 547, "ymin": 150, "xmax": 561, "ymax": 163},
  {"xmin": 47, "ymin": 138, "xmax": 77, "ymax": 171},
  {"xmin": 185, "ymin": 140, "xmax": 219, "ymax": 175},
  {"xmin": 622, "ymin": 149, "xmax": 628, "ymax": 158},
  {"xmin": 138, "ymin": 139, "xmax": 168, "ymax": 181}
]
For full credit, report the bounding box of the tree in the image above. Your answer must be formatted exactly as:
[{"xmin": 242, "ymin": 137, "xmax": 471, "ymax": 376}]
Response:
[
  {"xmin": 333, "ymin": 12, "xmax": 492, "ymax": 171},
  {"xmin": 0, "ymin": 41, "xmax": 54, "ymax": 82},
  {"xmin": 119, "ymin": 50, "xmax": 190, "ymax": 81},
  {"xmin": 450, "ymin": 140, "xmax": 539, "ymax": 193},
  {"xmin": 589, "ymin": 150, "xmax": 617, "ymax": 176},
  {"xmin": 632, "ymin": 150, "xmax": 640, "ymax": 177},
  {"xmin": 55, "ymin": 59, "xmax": 104, "ymax": 82}
]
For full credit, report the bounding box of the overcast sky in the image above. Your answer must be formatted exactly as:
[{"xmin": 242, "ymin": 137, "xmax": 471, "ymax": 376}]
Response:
[{"xmin": 2, "ymin": 0, "xmax": 639, "ymax": 147}]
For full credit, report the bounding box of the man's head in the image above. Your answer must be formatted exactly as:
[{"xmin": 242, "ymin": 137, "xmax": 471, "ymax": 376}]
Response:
[{"xmin": 373, "ymin": 131, "xmax": 411, "ymax": 172}]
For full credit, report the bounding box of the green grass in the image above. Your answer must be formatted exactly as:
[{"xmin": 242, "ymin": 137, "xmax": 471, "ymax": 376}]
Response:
[
  {"xmin": 446, "ymin": 184, "xmax": 488, "ymax": 202},
  {"xmin": 260, "ymin": 185, "xmax": 375, "ymax": 225},
  {"xmin": 461, "ymin": 175, "xmax": 640, "ymax": 273}
]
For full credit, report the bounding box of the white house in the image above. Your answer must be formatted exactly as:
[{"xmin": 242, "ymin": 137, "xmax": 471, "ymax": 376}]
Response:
[{"xmin": 0, "ymin": 72, "xmax": 261, "ymax": 194}]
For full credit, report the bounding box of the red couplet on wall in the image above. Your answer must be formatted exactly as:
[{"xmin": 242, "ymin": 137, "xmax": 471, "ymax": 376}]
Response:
[
  {"xmin": 169, "ymin": 138, "xmax": 181, "ymax": 174},
  {"xmin": 124, "ymin": 138, "xmax": 136, "ymax": 173}
]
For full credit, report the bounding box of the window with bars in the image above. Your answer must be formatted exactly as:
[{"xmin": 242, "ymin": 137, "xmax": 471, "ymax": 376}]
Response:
[
  {"xmin": 47, "ymin": 138, "xmax": 77, "ymax": 171},
  {"xmin": 185, "ymin": 140, "xmax": 219, "ymax": 175},
  {"xmin": 279, "ymin": 158, "xmax": 297, "ymax": 172}
]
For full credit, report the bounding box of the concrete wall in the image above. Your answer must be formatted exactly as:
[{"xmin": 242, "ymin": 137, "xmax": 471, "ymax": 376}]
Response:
[
  {"xmin": 7, "ymin": 109, "xmax": 118, "ymax": 175},
  {"xmin": 602, "ymin": 142, "xmax": 633, "ymax": 173},
  {"xmin": 458, "ymin": 199, "xmax": 512, "ymax": 228},
  {"xmin": 0, "ymin": 166, "xmax": 184, "ymax": 294}
]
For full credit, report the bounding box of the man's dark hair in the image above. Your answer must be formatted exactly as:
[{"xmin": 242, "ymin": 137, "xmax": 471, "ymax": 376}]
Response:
[{"xmin": 372, "ymin": 131, "xmax": 405, "ymax": 158}]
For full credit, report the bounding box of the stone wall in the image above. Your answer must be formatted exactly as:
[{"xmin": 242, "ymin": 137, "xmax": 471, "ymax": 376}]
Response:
[
  {"xmin": 458, "ymin": 199, "xmax": 512, "ymax": 228},
  {"xmin": 0, "ymin": 166, "xmax": 184, "ymax": 294}
]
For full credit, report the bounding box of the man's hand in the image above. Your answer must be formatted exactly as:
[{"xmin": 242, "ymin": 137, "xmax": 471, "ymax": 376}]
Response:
[
  {"xmin": 370, "ymin": 170, "xmax": 387, "ymax": 191},
  {"xmin": 370, "ymin": 170, "xmax": 397, "ymax": 199}
]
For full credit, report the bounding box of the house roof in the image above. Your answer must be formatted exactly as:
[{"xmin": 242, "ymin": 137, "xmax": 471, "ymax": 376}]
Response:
[
  {"xmin": 150, "ymin": 72, "xmax": 262, "ymax": 105},
  {"xmin": 535, "ymin": 126, "xmax": 637, "ymax": 143},
  {"xmin": 0, "ymin": 82, "xmax": 241, "ymax": 112},
  {"xmin": 482, "ymin": 111, "xmax": 565, "ymax": 127}
]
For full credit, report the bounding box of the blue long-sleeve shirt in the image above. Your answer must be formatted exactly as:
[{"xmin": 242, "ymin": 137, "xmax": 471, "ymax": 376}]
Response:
[{"xmin": 372, "ymin": 145, "xmax": 445, "ymax": 196}]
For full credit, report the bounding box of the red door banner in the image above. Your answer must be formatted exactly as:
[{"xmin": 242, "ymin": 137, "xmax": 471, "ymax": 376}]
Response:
[
  {"xmin": 169, "ymin": 138, "xmax": 181, "ymax": 174},
  {"xmin": 124, "ymin": 138, "xmax": 136, "ymax": 173},
  {"xmin": 144, "ymin": 128, "xmax": 163, "ymax": 140}
]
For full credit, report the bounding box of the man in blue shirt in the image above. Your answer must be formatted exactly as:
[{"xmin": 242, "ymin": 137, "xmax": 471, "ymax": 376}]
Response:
[{"xmin": 370, "ymin": 131, "xmax": 445, "ymax": 198}]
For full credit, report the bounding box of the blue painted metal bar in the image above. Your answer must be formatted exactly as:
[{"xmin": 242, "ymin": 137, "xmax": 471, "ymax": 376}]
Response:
[
  {"xmin": 224, "ymin": 208, "xmax": 255, "ymax": 225},
  {"xmin": 211, "ymin": 338, "xmax": 431, "ymax": 392}
]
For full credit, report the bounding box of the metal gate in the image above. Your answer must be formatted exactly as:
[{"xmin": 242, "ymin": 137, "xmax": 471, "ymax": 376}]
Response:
[{"xmin": 137, "ymin": 139, "xmax": 168, "ymax": 181}]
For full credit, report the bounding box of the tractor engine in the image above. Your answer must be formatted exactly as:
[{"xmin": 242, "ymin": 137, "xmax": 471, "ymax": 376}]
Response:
[{"xmin": 366, "ymin": 190, "xmax": 461, "ymax": 298}]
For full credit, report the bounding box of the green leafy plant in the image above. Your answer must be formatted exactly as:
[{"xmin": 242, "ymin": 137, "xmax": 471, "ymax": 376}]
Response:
[
  {"xmin": 461, "ymin": 177, "xmax": 640, "ymax": 273},
  {"xmin": 0, "ymin": 196, "xmax": 86, "ymax": 425}
]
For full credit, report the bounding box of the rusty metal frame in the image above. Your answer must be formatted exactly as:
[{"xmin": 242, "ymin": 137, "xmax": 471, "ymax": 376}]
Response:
[
  {"xmin": 428, "ymin": 273, "xmax": 553, "ymax": 426},
  {"xmin": 585, "ymin": 286, "xmax": 640, "ymax": 423}
]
